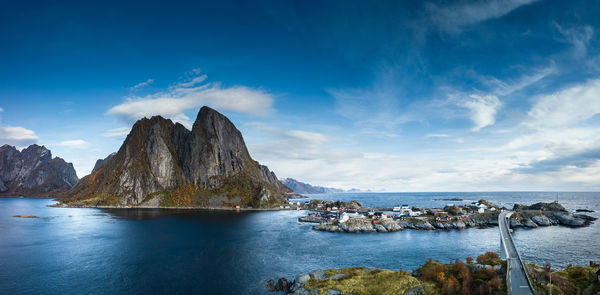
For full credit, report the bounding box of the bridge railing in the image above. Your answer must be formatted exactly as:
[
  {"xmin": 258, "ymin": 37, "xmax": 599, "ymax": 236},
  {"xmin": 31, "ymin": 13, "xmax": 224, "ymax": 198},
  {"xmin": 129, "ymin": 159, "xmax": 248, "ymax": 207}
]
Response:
[
  {"xmin": 502, "ymin": 211, "xmax": 536, "ymax": 292},
  {"xmin": 499, "ymin": 212, "xmax": 512, "ymax": 294}
]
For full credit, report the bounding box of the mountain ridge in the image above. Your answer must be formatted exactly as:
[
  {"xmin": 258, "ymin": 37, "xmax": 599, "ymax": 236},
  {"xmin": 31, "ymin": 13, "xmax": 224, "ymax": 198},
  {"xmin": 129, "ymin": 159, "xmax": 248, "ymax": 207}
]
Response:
[
  {"xmin": 0, "ymin": 144, "xmax": 78, "ymax": 196},
  {"xmin": 61, "ymin": 106, "xmax": 291, "ymax": 208},
  {"xmin": 280, "ymin": 178, "xmax": 345, "ymax": 194}
]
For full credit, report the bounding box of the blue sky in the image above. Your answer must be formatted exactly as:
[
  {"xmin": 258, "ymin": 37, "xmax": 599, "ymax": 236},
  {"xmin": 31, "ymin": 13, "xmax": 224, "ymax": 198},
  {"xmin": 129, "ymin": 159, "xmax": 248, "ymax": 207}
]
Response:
[{"xmin": 1, "ymin": 0, "xmax": 600, "ymax": 191}]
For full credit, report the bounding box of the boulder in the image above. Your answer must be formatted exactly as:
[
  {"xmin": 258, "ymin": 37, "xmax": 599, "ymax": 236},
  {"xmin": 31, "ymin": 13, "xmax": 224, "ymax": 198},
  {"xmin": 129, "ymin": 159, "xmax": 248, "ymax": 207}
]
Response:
[{"xmin": 531, "ymin": 215, "xmax": 552, "ymax": 226}]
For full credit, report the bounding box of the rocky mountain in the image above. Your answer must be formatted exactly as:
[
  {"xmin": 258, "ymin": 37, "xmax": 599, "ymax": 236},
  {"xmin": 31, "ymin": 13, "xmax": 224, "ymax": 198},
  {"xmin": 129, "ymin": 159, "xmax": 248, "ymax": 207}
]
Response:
[
  {"xmin": 0, "ymin": 144, "xmax": 78, "ymax": 196},
  {"xmin": 91, "ymin": 152, "xmax": 116, "ymax": 173},
  {"xmin": 62, "ymin": 106, "xmax": 291, "ymax": 208},
  {"xmin": 280, "ymin": 178, "xmax": 343, "ymax": 194}
]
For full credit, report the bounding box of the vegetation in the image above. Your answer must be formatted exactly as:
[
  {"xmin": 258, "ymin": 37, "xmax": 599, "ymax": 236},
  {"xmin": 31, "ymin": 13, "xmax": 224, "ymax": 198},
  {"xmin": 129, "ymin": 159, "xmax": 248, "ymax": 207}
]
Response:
[
  {"xmin": 526, "ymin": 261, "xmax": 599, "ymax": 295},
  {"xmin": 476, "ymin": 252, "xmax": 503, "ymax": 266},
  {"xmin": 287, "ymin": 253, "xmax": 508, "ymax": 295},
  {"xmin": 415, "ymin": 252, "xmax": 506, "ymax": 295},
  {"xmin": 302, "ymin": 267, "xmax": 422, "ymax": 295}
]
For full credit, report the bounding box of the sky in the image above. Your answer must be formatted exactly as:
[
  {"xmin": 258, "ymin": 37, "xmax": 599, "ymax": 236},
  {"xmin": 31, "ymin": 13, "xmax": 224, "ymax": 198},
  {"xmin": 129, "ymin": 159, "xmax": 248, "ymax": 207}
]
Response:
[{"xmin": 1, "ymin": 0, "xmax": 600, "ymax": 191}]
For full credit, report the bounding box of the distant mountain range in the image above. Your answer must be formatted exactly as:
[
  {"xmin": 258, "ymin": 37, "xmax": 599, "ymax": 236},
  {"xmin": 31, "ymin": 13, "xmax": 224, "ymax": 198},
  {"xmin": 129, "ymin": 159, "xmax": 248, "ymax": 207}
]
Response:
[
  {"xmin": 0, "ymin": 144, "xmax": 78, "ymax": 196},
  {"xmin": 61, "ymin": 106, "xmax": 291, "ymax": 208},
  {"xmin": 280, "ymin": 178, "xmax": 365, "ymax": 194}
]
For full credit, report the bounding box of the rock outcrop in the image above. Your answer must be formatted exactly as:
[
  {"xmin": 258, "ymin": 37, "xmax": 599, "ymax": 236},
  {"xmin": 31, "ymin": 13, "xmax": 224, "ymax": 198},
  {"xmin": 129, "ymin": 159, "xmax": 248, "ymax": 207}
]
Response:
[
  {"xmin": 0, "ymin": 144, "xmax": 78, "ymax": 196},
  {"xmin": 61, "ymin": 106, "xmax": 291, "ymax": 208},
  {"xmin": 91, "ymin": 152, "xmax": 116, "ymax": 173}
]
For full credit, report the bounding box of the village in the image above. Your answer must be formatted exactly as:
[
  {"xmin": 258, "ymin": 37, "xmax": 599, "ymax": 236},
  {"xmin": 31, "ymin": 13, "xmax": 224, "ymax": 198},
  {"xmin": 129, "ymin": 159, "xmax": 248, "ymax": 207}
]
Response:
[
  {"xmin": 294, "ymin": 199, "xmax": 503, "ymax": 232},
  {"xmin": 294, "ymin": 199, "xmax": 595, "ymax": 233}
]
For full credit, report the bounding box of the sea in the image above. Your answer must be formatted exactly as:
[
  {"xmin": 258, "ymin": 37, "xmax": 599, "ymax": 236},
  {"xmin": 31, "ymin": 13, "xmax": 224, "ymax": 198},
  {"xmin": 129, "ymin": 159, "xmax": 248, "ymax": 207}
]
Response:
[{"xmin": 0, "ymin": 192, "xmax": 598, "ymax": 294}]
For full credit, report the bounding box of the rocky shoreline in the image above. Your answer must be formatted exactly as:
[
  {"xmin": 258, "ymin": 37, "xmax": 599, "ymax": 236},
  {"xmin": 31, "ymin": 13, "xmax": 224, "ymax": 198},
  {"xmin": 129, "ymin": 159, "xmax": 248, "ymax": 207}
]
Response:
[
  {"xmin": 306, "ymin": 201, "xmax": 596, "ymax": 233},
  {"xmin": 50, "ymin": 203, "xmax": 300, "ymax": 212}
]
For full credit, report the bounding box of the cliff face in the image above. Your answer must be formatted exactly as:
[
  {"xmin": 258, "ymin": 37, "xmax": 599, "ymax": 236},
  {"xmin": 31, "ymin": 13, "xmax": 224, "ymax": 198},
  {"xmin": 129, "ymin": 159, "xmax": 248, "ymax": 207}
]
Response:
[
  {"xmin": 0, "ymin": 144, "xmax": 78, "ymax": 196},
  {"xmin": 91, "ymin": 152, "xmax": 116, "ymax": 173},
  {"xmin": 63, "ymin": 106, "xmax": 291, "ymax": 208}
]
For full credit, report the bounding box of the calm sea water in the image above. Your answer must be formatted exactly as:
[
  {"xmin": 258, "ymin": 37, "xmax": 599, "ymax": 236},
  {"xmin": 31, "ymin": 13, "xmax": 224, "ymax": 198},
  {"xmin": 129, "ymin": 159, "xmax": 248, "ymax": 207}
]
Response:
[{"xmin": 1, "ymin": 192, "xmax": 598, "ymax": 294}]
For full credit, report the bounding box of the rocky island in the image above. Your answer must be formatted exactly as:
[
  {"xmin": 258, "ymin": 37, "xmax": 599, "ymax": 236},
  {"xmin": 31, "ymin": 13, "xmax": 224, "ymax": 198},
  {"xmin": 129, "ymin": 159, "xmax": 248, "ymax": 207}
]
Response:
[
  {"xmin": 57, "ymin": 106, "xmax": 292, "ymax": 209},
  {"xmin": 300, "ymin": 200, "xmax": 596, "ymax": 233},
  {"xmin": 0, "ymin": 144, "xmax": 78, "ymax": 197}
]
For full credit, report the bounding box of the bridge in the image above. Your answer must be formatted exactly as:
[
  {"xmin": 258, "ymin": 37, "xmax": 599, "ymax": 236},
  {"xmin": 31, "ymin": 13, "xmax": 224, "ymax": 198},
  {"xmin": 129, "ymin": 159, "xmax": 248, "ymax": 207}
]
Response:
[{"xmin": 498, "ymin": 211, "xmax": 534, "ymax": 295}]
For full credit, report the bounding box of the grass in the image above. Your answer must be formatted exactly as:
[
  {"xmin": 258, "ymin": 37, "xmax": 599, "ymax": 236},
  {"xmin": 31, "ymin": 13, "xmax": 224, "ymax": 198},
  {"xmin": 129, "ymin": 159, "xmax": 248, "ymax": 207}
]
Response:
[{"xmin": 303, "ymin": 267, "xmax": 422, "ymax": 295}]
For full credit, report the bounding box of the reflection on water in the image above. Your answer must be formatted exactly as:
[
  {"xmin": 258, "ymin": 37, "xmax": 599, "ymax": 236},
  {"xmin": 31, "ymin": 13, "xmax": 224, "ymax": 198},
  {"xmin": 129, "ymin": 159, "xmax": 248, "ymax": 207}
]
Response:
[{"xmin": 0, "ymin": 193, "xmax": 598, "ymax": 295}]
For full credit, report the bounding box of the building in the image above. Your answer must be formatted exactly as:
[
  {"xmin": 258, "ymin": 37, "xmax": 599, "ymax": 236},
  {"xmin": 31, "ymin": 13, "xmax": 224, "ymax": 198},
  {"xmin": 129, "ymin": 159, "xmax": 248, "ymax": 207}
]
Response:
[{"xmin": 374, "ymin": 212, "xmax": 387, "ymax": 219}]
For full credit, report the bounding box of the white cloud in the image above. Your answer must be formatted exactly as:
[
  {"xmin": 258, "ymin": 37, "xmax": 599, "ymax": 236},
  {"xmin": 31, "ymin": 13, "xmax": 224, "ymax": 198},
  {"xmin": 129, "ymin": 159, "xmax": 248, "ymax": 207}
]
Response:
[
  {"xmin": 457, "ymin": 94, "xmax": 502, "ymax": 131},
  {"xmin": 527, "ymin": 79, "xmax": 600, "ymax": 129},
  {"xmin": 109, "ymin": 73, "xmax": 274, "ymax": 127},
  {"xmin": 130, "ymin": 78, "xmax": 154, "ymax": 90},
  {"xmin": 0, "ymin": 107, "xmax": 3, "ymax": 112},
  {"xmin": 0, "ymin": 126, "xmax": 39, "ymax": 146},
  {"xmin": 102, "ymin": 126, "xmax": 131, "ymax": 139},
  {"xmin": 428, "ymin": 0, "xmax": 540, "ymax": 32},
  {"xmin": 56, "ymin": 139, "xmax": 89, "ymax": 149}
]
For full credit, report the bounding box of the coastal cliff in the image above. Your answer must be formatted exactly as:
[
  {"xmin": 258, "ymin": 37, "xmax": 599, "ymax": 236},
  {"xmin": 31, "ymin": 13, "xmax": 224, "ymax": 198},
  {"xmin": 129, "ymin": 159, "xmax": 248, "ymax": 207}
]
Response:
[
  {"xmin": 61, "ymin": 106, "xmax": 291, "ymax": 208},
  {"xmin": 0, "ymin": 144, "xmax": 78, "ymax": 196}
]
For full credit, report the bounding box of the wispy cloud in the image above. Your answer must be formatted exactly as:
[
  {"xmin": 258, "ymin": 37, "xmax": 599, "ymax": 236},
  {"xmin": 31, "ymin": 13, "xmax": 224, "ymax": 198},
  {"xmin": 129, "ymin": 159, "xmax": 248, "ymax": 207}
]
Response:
[
  {"xmin": 110, "ymin": 71, "xmax": 274, "ymax": 127},
  {"xmin": 55, "ymin": 139, "xmax": 89, "ymax": 149},
  {"xmin": 130, "ymin": 78, "xmax": 154, "ymax": 90},
  {"xmin": 0, "ymin": 126, "xmax": 39, "ymax": 146},
  {"xmin": 427, "ymin": 0, "xmax": 540, "ymax": 32},
  {"xmin": 527, "ymin": 79, "xmax": 600, "ymax": 129},
  {"xmin": 554, "ymin": 23, "xmax": 594, "ymax": 59},
  {"xmin": 328, "ymin": 75, "xmax": 418, "ymax": 138},
  {"xmin": 426, "ymin": 133, "xmax": 449, "ymax": 138},
  {"xmin": 478, "ymin": 64, "xmax": 557, "ymax": 96},
  {"xmin": 455, "ymin": 94, "xmax": 502, "ymax": 131},
  {"xmin": 102, "ymin": 127, "xmax": 131, "ymax": 139}
]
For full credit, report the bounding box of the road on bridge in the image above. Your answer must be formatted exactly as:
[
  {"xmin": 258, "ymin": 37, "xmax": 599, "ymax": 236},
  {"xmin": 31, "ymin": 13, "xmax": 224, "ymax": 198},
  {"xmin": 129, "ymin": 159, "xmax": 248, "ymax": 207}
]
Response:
[{"xmin": 499, "ymin": 211, "xmax": 534, "ymax": 295}]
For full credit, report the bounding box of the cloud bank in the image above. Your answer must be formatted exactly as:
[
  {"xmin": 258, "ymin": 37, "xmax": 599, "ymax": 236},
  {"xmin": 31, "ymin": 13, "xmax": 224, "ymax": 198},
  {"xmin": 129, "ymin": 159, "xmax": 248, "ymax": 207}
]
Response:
[{"xmin": 109, "ymin": 72, "xmax": 275, "ymax": 127}]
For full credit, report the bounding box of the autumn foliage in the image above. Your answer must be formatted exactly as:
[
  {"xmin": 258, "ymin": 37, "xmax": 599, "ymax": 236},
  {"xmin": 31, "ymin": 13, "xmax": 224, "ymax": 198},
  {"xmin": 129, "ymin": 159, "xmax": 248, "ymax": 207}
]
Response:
[{"xmin": 415, "ymin": 254, "xmax": 507, "ymax": 295}]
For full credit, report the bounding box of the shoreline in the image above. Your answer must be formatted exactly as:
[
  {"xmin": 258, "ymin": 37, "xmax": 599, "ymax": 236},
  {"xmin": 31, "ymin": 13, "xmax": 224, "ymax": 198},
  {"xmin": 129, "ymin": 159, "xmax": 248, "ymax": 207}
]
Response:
[{"xmin": 50, "ymin": 203, "xmax": 308, "ymax": 212}]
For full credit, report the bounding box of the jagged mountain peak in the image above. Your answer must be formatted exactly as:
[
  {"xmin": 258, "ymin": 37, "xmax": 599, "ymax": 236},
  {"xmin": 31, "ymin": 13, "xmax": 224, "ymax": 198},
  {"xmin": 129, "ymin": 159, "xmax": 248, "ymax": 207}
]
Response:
[
  {"xmin": 63, "ymin": 106, "xmax": 290, "ymax": 208},
  {"xmin": 0, "ymin": 144, "xmax": 78, "ymax": 196}
]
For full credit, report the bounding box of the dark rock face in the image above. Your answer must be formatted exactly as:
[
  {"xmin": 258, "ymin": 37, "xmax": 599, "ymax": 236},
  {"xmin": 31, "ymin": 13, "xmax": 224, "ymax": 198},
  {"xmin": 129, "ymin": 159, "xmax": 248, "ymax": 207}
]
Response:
[
  {"xmin": 63, "ymin": 106, "xmax": 291, "ymax": 208},
  {"xmin": 513, "ymin": 201, "xmax": 567, "ymax": 212},
  {"xmin": 91, "ymin": 152, "xmax": 116, "ymax": 173},
  {"xmin": 0, "ymin": 144, "xmax": 78, "ymax": 196}
]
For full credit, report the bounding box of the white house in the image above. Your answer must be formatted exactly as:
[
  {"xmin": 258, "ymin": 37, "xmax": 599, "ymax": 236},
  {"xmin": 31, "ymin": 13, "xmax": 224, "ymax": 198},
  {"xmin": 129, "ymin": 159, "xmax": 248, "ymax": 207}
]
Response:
[{"xmin": 339, "ymin": 212, "xmax": 349, "ymax": 223}]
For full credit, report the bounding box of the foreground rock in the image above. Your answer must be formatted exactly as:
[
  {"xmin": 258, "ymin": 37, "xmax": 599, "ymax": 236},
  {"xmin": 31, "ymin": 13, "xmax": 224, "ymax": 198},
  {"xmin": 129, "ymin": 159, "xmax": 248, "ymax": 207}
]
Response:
[
  {"xmin": 269, "ymin": 267, "xmax": 423, "ymax": 295},
  {"xmin": 61, "ymin": 106, "xmax": 291, "ymax": 208},
  {"xmin": 0, "ymin": 144, "xmax": 78, "ymax": 197},
  {"xmin": 268, "ymin": 252, "xmax": 509, "ymax": 294}
]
